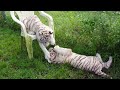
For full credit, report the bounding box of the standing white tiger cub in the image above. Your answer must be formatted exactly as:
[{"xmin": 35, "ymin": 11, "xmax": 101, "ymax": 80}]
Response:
[
  {"xmin": 21, "ymin": 15, "xmax": 55, "ymax": 63},
  {"xmin": 49, "ymin": 45, "xmax": 112, "ymax": 78}
]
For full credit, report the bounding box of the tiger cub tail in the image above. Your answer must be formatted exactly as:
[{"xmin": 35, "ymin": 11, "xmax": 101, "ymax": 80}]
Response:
[
  {"xmin": 103, "ymin": 56, "xmax": 112, "ymax": 69},
  {"xmin": 96, "ymin": 71, "xmax": 112, "ymax": 79}
]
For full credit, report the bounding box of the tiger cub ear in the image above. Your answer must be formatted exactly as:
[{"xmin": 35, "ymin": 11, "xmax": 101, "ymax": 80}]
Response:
[{"xmin": 39, "ymin": 30, "xmax": 43, "ymax": 36}]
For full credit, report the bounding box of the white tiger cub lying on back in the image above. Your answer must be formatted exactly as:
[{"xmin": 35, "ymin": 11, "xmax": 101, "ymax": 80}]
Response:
[{"xmin": 49, "ymin": 45, "xmax": 112, "ymax": 79}]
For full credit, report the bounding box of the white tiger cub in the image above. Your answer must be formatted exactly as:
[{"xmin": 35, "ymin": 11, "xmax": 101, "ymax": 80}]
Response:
[
  {"xmin": 49, "ymin": 45, "xmax": 112, "ymax": 78},
  {"xmin": 21, "ymin": 15, "xmax": 55, "ymax": 47},
  {"xmin": 21, "ymin": 15, "xmax": 55, "ymax": 63}
]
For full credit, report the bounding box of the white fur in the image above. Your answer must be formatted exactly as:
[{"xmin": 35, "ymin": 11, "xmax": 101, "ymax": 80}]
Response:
[
  {"xmin": 22, "ymin": 15, "xmax": 56, "ymax": 63},
  {"xmin": 49, "ymin": 45, "xmax": 112, "ymax": 78}
]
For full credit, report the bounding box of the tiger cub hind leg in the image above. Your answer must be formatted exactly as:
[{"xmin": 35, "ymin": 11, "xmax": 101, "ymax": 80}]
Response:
[
  {"xmin": 96, "ymin": 53, "xmax": 103, "ymax": 62},
  {"xmin": 95, "ymin": 70, "xmax": 112, "ymax": 79},
  {"xmin": 103, "ymin": 56, "xmax": 112, "ymax": 69}
]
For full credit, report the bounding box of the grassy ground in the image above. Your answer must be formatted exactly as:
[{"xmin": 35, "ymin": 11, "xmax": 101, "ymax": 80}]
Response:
[{"xmin": 0, "ymin": 11, "xmax": 120, "ymax": 79}]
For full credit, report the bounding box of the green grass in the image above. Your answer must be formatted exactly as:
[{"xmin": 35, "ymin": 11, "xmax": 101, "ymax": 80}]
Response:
[{"xmin": 0, "ymin": 11, "xmax": 120, "ymax": 79}]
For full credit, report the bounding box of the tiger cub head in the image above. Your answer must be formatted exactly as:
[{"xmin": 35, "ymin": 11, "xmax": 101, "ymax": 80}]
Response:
[
  {"xmin": 49, "ymin": 47, "xmax": 57, "ymax": 61},
  {"xmin": 37, "ymin": 26, "xmax": 55, "ymax": 47}
]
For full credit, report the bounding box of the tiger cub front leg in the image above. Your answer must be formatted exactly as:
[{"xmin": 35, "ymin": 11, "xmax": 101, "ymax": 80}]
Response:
[
  {"xmin": 28, "ymin": 31, "xmax": 36, "ymax": 35},
  {"xmin": 38, "ymin": 42, "xmax": 51, "ymax": 63}
]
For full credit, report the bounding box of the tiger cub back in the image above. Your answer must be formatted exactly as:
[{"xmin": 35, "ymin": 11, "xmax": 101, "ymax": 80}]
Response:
[{"xmin": 21, "ymin": 15, "xmax": 43, "ymax": 35}]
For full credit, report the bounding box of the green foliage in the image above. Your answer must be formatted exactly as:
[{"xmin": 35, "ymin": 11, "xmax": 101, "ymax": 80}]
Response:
[
  {"xmin": 0, "ymin": 11, "xmax": 120, "ymax": 79},
  {"xmin": 0, "ymin": 13, "xmax": 20, "ymax": 31}
]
